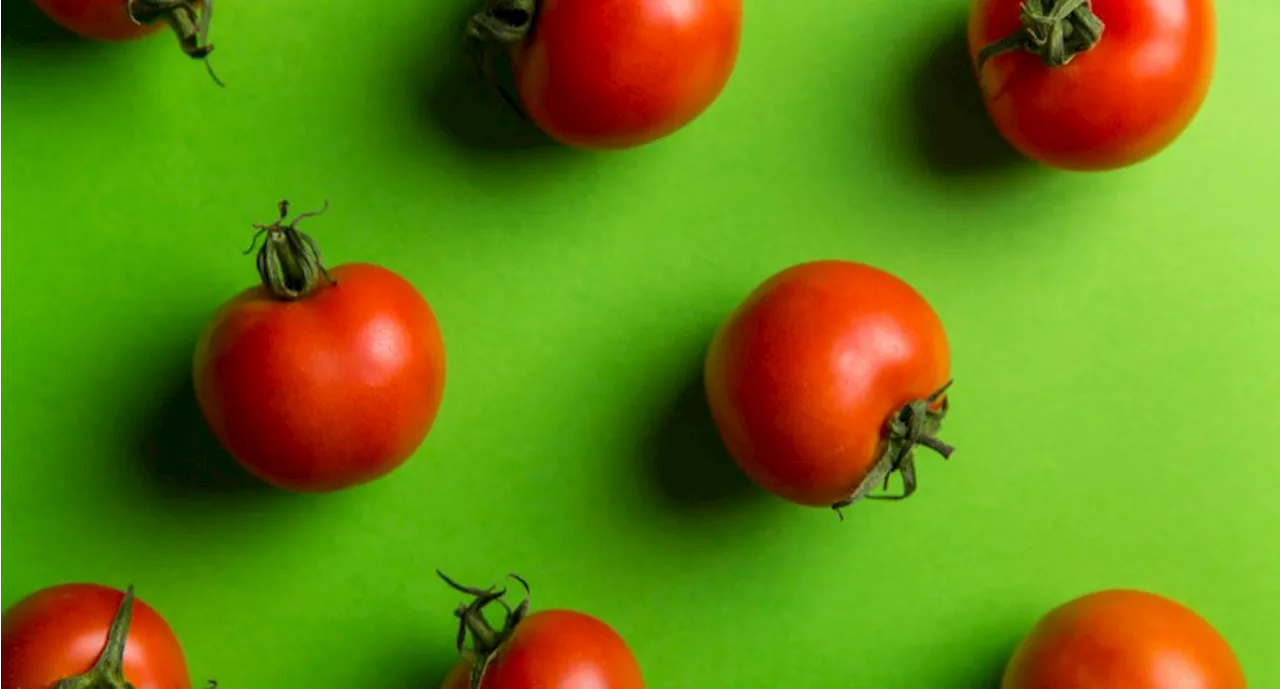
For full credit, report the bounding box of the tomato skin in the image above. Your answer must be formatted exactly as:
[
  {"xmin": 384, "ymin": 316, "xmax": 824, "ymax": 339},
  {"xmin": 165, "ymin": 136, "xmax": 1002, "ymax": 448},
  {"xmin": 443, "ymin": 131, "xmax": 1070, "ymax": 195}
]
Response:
[
  {"xmin": 32, "ymin": 0, "xmax": 163, "ymax": 42},
  {"xmin": 193, "ymin": 262, "xmax": 446, "ymax": 493},
  {"xmin": 441, "ymin": 610, "xmax": 644, "ymax": 689},
  {"xmin": 1003, "ymin": 590, "xmax": 1246, "ymax": 689},
  {"xmin": 511, "ymin": 0, "xmax": 742, "ymax": 150},
  {"xmin": 704, "ymin": 260, "xmax": 951, "ymax": 507},
  {"xmin": 1, "ymin": 584, "xmax": 191, "ymax": 689},
  {"xmin": 967, "ymin": 0, "xmax": 1216, "ymax": 170}
]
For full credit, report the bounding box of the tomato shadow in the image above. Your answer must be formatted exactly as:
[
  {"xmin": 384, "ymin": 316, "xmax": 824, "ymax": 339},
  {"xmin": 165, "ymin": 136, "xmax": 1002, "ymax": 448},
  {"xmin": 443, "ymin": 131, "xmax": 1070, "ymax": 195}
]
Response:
[
  {"xmin": 407, "ymin": 2, "xmax": 574, "ymax": 159},
  {"xmin": 1, "ymin": 0, "xmax": 92, "ymax": 49},
  {"xmin": 637, "ymin": 367, "xmax": 765, "ymax": 513},
  {"xmin": 901, "ymin": 16, "xmax": 1031, "ymax": 178},
  {"xmin": 921, "ymin": 629, "xmax": 1018, "ymax": 689},
  {"xmin": 380, "ymin": 642, "xmax": 457, "ymax": 689},
  {"xmin": 136, "ymin": 375, "xmax": 277, "ymax": 502}
]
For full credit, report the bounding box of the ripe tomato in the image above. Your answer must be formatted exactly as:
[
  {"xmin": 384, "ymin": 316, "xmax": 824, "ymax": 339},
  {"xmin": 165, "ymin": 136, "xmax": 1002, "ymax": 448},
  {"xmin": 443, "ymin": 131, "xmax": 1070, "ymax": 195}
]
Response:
[
  {"xmin": 968, "ymin": 0, "xmax": 1216, "ymax": 170},
  {"xmin": 33, "ymin": 0, "xmax": 221, "ymax": 84},
  {"xmin": 437, "ymin": 572, "xmax": 644, "ymax": 689},
  {"xmin": 193, "ymin": 200, "xmax": 446, "ymax": 493},
  {"xmin": 465, "ymin": 0, "xmax": 742, "ymax": 149},
  {"xmin": 1002, "ymin": 589, "xmax": 1246, "ymax": 689},
  {"xmin": 704, "ymin": 260, "xmax": 953, "ymax": 514},
  {"xmin": 2, "ymin": 584, "xmax": 192, "ymax": 689}
]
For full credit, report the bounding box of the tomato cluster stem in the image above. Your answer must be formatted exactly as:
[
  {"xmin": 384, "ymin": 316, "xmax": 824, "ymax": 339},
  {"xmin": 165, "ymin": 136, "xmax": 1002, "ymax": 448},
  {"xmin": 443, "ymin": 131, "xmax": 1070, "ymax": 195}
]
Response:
[
  {"xmin": 976, "ymin": 0, "xmax": 1105, "ymax": 73},
  {"xmin": 127, "ymin": 0, "xmax": 224, "ymax": 86},
  {"xmin": 438, "ymin": 571, "xmax": 532, "ymax": 689},
  {"xmin": 52, "ymin": 587, "xmax": 137, "ymax": 689},
  {"xmin": 244, "ymin": 200, "xmax": 337, "ymax": 301}
]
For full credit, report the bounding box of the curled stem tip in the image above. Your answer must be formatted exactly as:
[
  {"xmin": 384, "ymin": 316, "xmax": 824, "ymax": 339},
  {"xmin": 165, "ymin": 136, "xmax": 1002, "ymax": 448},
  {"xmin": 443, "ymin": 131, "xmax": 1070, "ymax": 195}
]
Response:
[
  {"xmin": 127, "ymin": 0, "xmax": 224, "ymax": 87},
  {"xmin": 976, "ymin": 0, "xmax": 1105, "ymax": 74}
]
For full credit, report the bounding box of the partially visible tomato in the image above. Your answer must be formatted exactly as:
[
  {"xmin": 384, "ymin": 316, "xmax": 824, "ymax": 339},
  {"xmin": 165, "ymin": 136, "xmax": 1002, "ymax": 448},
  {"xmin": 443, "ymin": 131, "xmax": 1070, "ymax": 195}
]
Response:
[
  {"xmin": 705, "ymin": 260, "xmax": 954, "ymax": 514},
  {"xmin": 437, "ymin": 572, "xmax": 644, "ymax": 689},
  {"xmin": 193, "ymin": 200, "xmax": 447, "ymax": 493},
  {"xmin": 1002, "ymin": 589, "xmax": 1246, "ymax": 689},
  {"xmin": 464, "ymin": 0, "xmax": 742, "ymax": 150},
  {"xmin": 2, "ymin": 583, "xmax": 192, "ymax": 689},
  {"xmin": 968, "ymin": 0, "xmax": 1216, "ymax": 170},
  {"xmin": 32, "ymin": 0, "xmax": 222, "ymax": 84}
]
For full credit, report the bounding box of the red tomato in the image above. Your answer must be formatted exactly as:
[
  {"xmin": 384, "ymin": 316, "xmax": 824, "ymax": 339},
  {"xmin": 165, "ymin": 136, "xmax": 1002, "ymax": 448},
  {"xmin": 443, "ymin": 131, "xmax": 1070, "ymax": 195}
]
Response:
[
  {"xmin": 2, "ymin": 584, "xmax": 192, "ymax": 689},
  {"xmin": 967, "ymin": 0, "xmax": 1216, "ymax": 170},
  {"xmin": 704, "ymin": 260, "xmax": 953, "ymax": 513},
  {"xmin": 465, "ymin": 0, "xmax": 742, "ymax": 149},
  {"xmin": 438, "ymin": 572, "xmax": 644, "ymax": 689},
  {"xmin": 33, "ymin": 0, "xmax": 220, "ymax": 83},
  {"xmin": 1002, "ymin": 589, "xmax": 1246, "ymax": 689},
  {"xmin": 193, "ymin": 201, "xmax": 446, "ymax": 493}
]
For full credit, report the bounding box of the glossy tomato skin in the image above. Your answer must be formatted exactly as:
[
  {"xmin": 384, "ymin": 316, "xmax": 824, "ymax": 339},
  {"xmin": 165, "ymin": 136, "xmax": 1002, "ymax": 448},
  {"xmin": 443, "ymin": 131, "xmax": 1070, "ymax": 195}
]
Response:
[
  {"xmin": 33, "ymin": 0, "xmax": 164, "ymax": 42},
  {"xmin": 705, "ymin": 260, "xmax": 950, "ymax": 506},
  {"xmin": 1003, "ymin": 590, "xmax": 1246, "ymax": 689},
  {"xmin": 1, "ymin": 584, "xmax": 191, "ymax": 689},
  {"xmin": 442, "ymin": 610, "xmax": 644, "ymax": 689},
  {"xmin": 968, "ymin": 0, "xmax": 1216, "ymax": 170},
  {"xmin": 194, "ymin": 263, "xmax": 446, "ymax": 493},
  {"xmin": 512, "ymin": 0, "xmax": 742, "ymax": 150}
]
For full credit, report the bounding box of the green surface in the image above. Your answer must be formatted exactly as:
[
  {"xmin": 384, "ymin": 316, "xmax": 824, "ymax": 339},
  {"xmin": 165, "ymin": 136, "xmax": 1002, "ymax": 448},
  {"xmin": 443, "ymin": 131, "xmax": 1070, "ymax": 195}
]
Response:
[{"xmin": 2, "ymin": 0, "xmax": 1278, "ymax": 686}]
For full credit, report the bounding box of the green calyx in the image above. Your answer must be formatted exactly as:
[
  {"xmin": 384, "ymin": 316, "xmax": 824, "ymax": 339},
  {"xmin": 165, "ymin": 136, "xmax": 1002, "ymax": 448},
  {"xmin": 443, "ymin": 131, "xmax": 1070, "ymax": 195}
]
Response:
[
  {"xmin": 437, "ymin": 570, "xmax": 532, "ymax": 689},
  {"xmin": 975, "ymin": 0, "xmax": 1105, "ymax": 74},
  {"xmin": 832, "ymin": 381, "xmax": 956, "ymax": 518},
  {"xmin": 52, "ymin": 586, "xmax": 139, "ymax": 689},
  {"xmin": 463, "ymin": 0, "xmax": 537, "ymax": 117},
  {"xmin": 243, "ymin": 199, "xmax": 337, "ymax": 301},
  {"xmin": 126, "ymin": 0, "xmax": 224, "ymax": 87}
]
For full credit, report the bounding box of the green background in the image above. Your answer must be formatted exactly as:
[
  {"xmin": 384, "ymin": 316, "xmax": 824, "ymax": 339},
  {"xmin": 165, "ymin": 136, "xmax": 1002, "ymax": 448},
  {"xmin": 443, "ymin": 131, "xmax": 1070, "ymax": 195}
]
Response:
[{"xmin": 3, "ymin": 0, "xmax": 1277, "ymax": 685}]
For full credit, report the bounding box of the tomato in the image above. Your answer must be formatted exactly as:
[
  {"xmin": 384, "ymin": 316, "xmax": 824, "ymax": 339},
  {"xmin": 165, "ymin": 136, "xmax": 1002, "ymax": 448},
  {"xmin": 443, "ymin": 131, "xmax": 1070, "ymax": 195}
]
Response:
[
  {"xmin": 464, "ymin": 0, "xmax": 742, "ymax": 149},
  {"xmin": 704, "ymin": 260, "xmax": 953, "ymax": 514},
  {"xmin": 33, "ymin": 0, "xmax": 222, "ymax": 84},
  {"xmin": 193, "ymin": 200, "xmax": 446, "ymax": 493},
  {"xmin": 967, "ymin": 0, "xmax": 1216, "ymax": 170},
  {"xmin": 437, "ymin": 572, "xmax": 644, "ymax": 689},
  {"xmin": 1002, "ymin": 589, "xmax": 1246, "ymax": 689},
  {"xmin": 2, "ymin": 583, "xmax": 192, "ymax": 689}
]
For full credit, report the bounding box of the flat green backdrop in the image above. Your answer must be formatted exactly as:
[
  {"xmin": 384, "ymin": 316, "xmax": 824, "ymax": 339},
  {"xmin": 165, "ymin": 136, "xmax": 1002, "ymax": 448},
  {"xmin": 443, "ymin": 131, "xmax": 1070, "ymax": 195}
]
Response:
[{"xmin": 3, "ymin": 0, "xmax": 1278, "ymax": 686}]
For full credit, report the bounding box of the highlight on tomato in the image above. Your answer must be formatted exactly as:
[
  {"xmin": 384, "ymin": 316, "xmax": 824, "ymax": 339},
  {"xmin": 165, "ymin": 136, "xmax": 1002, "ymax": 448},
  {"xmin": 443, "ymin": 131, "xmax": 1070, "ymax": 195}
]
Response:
[
  {"xmin": 1, "ymin": 583, "xmax": 196, "ymax": 689},
  {"xmin": 32, "ymin": 0, "xmax": 224, "ymax": 86},
  {"xmin": 462, "ymin": 0, "xmax": 743, "ymax": 150},
  {"xmin": 1002, "ymin": 589, "xmax": 1246, "ymax": 689},
  {"xmin": 436, "ymin": 571, "xmax": 644, "ymax": 689},
  {"xmin": 968, "ymin": 0, "xmax": 1216, "ymax": 170},
  {"xmin": 704, "ymin": 260, "xmax": 954, "ymax": 517},
  {"xmin": 193, "ymin": 200, "xmax": 447, "ymax": 493}
]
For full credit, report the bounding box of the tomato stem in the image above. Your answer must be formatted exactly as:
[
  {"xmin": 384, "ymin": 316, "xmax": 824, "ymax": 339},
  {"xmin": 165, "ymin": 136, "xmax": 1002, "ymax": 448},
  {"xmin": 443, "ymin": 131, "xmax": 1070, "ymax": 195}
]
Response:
[
  {"xmin": 831, "ymin": 380, "xmax": 956, "ymax": 517},
  {"xmin": 244, "ymin": 200, "xmax": 337, "ymax": 301},
  {"xmin": 127, "ymin": 0, "xmax": 224, "ymax": 87},
  {"xmin": 464, "ymin": 0, "xmax": 537, "ymax": 119},
  {"xmin": 975, "ymin": 0, "xmax": 1105, "ymax": 73},
  {"xmin": 437, "ymin": 570, "xmax": 532, "ymax": 689},
  {"xmin": 51, "ymin": 586, "xmax": 138, "ymax": 689}
]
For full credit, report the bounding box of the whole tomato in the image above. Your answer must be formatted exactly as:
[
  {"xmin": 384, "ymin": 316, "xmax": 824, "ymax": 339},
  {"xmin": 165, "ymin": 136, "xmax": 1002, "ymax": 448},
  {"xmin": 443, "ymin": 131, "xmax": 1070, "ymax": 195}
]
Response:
[
  {"xmin": 1002, "ymin": 589, "xmax": 1246, "ymax": 689},
  {"xmin": 437, "ymin": 572, "xmax": 644, "ymax": 689},
  {"xmin": 2, "ymin": 584, "xmax": 192, "ymax": 689},
  {"xmin": 193, "ymin": 200, "xmax": 447, "ymax": 493},
  {"xmin": 32, "ymin": 0, "xmax": 222, "ymax": 85},
  {"xmin": 705, "ymin": 260, "xmax": 954, "ymax": 515},
  {"xmin": 968, "ymin": 0, "xmax": 1215, "ymax": 170},
  {"xmin": 463, "ymin": 0, "xmax": 742, "ymax": 150}
]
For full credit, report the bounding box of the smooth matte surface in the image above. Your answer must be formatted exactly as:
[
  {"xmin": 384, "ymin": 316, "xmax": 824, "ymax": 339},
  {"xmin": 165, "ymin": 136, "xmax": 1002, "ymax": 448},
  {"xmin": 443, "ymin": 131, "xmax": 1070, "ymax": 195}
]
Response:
[{"xmin": 2, "ymin": 0, "xmax": 1277, "ymax": 686}]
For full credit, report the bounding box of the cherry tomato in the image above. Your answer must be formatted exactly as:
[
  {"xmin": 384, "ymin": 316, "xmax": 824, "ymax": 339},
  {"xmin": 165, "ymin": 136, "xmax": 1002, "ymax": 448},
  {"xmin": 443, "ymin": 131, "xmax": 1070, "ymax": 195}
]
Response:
[
  {"xmin": 1002, "ymin": 589, "xmax": 1246, "ymax": 689},
  {"xmin": 2, "ymin": 584, "xmax": 192, "ymax": 689},
  {"xmin": 193, "ymin": 200, "xmax": 446, "ymax": 493},
  {"xmin": 32, "ymin": 0, "xmax": 221, "ymax": 84},
  {"xmin": 704, "ymin": 260, "xmax": 954, "ymax": 514},
  {"xmin": 437, "ymin": 572, "xmax": 644, "ymax": 689},
  {"xmin": 967, "ymin": 0, "xmax": 1215, "ymax": 170},
  {"xmin": 465, "ymin": 0, "xmax": 742, "ymax": 150}
]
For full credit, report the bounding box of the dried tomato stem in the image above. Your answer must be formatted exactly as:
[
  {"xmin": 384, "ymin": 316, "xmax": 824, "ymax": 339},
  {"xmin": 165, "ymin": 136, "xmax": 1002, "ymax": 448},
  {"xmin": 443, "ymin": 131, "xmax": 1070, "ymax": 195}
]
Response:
[
  {"xmin": 244, "ymin": 200, "xmax": 336, "ymax": 301},
  {"xmin": 127, "ymin": 0, "xmax": 224, "ymax": 86},
  {"xmin": 975, "ymin": 0, "xmax": 1105, "ymax": 73},
  {"xmin": 51, "ymin": 587, "xmax": 137, "ymax": 689},
  {"xmin": 438, "ymin": 571, "xmax": 532, "ymax": 689},
  {"xmin": 831, "ymin": 381, "xmax": 956, "ymax": 517},
  {"xmin": 464, "ymin": 0, "xmax": 537, "ymax": 118}
]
